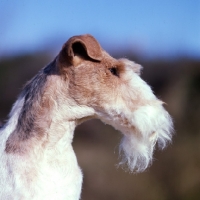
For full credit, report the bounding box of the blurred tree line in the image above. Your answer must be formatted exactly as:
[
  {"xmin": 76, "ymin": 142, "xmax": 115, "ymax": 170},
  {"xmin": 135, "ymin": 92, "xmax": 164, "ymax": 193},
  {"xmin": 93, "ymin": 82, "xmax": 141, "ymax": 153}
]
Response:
[{"xmin": 0, "ymin": 51, "xmax": 199, "ymax": 200}]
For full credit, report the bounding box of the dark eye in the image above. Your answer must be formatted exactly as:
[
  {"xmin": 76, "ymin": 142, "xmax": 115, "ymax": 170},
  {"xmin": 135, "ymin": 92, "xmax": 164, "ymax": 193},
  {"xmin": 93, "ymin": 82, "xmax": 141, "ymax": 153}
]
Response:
[{"xmin": 109, "ymin": 67, "xmax": 119, "ymax": 77}]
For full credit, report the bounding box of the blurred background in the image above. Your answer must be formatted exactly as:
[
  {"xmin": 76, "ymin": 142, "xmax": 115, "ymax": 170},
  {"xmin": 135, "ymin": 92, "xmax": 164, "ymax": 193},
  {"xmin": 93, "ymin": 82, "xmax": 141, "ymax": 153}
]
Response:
[{"xmin": 0, "ymin": 0, "xmax": 200, "ymax": 199}]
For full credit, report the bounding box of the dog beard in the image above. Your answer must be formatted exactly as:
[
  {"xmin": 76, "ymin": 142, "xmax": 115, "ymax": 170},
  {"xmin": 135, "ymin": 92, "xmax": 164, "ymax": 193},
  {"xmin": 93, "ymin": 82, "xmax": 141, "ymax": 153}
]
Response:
[{"xmin": 117, "ymin": 103, "xmax": 173, "ymax": 173}]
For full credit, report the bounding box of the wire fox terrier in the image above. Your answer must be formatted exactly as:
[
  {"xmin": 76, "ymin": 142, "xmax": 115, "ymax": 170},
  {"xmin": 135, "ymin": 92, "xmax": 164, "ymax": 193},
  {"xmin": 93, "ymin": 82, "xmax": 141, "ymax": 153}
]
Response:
[{"xmin": 0, "ymin": 34, "xmax": 173, "ymax": 199}]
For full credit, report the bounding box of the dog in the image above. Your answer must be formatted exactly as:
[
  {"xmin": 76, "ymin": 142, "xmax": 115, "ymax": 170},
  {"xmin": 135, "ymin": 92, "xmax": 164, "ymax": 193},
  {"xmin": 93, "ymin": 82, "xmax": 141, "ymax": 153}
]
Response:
[{"xmin": 0, "ymin": 34, "xmax": 173, "ymax": 199}]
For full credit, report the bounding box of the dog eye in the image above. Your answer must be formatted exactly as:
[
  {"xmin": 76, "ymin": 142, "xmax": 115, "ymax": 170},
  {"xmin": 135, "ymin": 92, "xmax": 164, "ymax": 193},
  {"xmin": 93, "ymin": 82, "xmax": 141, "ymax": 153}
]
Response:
[{"xmin": 109, "ymin": 67, "xmax": 119, "ymax": 77}]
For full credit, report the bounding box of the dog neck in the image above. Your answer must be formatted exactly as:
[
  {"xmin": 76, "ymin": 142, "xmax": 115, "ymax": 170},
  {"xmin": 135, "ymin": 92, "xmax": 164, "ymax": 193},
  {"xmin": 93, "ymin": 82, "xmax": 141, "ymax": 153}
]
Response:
[{"xmin": 4, "ymin": 62, "xmax": 94, "ymax": 155}]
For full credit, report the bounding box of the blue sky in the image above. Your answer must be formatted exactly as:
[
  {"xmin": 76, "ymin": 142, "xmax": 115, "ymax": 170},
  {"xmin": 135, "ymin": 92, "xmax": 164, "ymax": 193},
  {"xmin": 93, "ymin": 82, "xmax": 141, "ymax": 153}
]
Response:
[{"xmin": 0, "ymin": 0, "xmax": 199, "ymax": 59}]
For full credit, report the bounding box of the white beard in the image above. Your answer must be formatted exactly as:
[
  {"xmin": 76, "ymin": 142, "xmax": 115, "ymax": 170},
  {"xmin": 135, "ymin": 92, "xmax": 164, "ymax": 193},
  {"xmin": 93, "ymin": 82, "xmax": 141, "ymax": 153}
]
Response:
[{"xmin": 118, "ymin": 104, "xmax": 173, "ymax": 172}]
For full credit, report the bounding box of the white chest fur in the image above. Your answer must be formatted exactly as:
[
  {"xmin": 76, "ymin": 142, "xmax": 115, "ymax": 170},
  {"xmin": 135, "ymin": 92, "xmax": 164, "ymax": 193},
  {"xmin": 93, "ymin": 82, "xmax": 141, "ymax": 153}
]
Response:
[{"xmin": 0, "ymin": 139, "xmax": 82, "ymax": 200}]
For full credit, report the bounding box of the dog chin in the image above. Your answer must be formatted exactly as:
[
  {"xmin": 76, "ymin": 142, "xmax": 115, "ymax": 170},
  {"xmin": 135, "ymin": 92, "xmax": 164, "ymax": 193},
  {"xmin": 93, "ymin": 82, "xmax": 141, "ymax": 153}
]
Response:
[{"xmin": 117, "ymin": 105, "xmax": 173, "ymax": 173}]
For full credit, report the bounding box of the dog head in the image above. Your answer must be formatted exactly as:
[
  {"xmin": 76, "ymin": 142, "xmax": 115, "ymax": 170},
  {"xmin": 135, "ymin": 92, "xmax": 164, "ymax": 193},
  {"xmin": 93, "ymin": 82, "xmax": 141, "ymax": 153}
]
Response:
[{"xmin": 56, "ymin": 34, "xmax": 173, "ymax": 172}]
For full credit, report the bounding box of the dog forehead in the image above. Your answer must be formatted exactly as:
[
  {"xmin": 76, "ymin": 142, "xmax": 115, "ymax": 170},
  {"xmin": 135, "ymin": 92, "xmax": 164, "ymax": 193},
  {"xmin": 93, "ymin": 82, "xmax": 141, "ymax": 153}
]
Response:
[
  {"xmin": 101, "ymin": 51, "xmax": 142, "ymax": 73},
  {"xmin": 101, "ymin": 50, "xmax": 122, "ymax": 67}
]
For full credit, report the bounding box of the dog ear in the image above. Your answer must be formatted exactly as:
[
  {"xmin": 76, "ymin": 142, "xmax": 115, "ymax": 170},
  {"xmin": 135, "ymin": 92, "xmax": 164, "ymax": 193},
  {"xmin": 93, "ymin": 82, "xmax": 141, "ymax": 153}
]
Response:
[{"xmin": 58, "ymin": 34, "xmax": 103, "ymax": 67}]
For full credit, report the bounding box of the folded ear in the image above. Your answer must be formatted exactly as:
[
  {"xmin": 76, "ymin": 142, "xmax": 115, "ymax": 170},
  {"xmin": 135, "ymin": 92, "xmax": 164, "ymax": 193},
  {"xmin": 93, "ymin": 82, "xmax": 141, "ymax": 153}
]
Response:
[{"xmin": 58, "ymin": 34, "xmax": 103, "ymax": 67}]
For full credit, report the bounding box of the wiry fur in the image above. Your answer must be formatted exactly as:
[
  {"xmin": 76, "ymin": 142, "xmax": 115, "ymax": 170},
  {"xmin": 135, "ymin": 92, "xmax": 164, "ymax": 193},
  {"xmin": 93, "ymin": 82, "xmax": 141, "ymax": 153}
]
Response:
[{"xmin": 0, "ymin": 34, "xmax": 173, "ymax": 200}]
